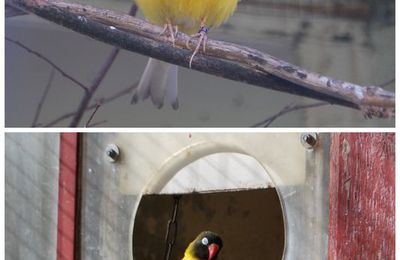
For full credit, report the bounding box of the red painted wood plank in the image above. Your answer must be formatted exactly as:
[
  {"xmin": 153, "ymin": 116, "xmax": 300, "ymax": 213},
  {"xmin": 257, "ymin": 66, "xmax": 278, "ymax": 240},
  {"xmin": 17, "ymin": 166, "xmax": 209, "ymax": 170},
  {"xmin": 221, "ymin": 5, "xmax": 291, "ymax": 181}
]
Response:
[
  {"xmin": 329, "ymin": 133, "xmax": 395, "ymax": 260},
  {"xmin": 57, "ymin": 133, "xmax": 79, "ymax": 260}
]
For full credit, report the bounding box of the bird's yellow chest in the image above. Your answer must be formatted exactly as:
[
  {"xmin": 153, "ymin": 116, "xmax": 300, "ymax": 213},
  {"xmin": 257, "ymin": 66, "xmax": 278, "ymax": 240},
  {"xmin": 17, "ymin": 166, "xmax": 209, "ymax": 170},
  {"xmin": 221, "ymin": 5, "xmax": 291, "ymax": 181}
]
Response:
[
  {"xmin": 134, "ymin": 0, "xmax": 195, "ymax": 33},
  {"xmin": 182, "ymin": 241, "xmax": 203, "ymax": 260},
  {"xmin": 188, "ymin": 0, "xmax": 239, "ymax": 28},
  {"xmin": 135, "ymin": 0, "xmax": 239, "ymax": 33},
  {"xmin": 182, "ymin": 255, "xmax": 202, "ymax": 260}
]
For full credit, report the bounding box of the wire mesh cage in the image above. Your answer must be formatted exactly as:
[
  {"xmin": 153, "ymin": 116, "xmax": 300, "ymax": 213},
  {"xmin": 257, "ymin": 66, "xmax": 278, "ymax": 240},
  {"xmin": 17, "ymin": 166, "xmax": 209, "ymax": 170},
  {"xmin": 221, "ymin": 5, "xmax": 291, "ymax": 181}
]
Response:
[{"xmin": 5, "ymin": 134, "xmax": 60, "ymax": 260}]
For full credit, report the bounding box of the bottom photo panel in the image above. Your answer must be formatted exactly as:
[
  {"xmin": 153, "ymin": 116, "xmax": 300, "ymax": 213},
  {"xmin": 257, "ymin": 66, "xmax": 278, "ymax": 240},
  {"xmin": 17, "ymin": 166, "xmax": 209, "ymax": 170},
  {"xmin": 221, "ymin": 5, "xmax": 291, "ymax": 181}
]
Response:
[{"xmin": 5, "ymin": 133, "xmax": 395, "ymax": 260}]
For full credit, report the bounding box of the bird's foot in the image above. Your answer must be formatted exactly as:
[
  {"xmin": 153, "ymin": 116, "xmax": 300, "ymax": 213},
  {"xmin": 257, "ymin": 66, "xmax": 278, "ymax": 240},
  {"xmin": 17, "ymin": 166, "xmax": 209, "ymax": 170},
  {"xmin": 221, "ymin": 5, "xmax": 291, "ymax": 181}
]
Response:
[
  {"xmin": 160, "ymin": 22, "xmax": 178, "ymax": 46},
  {"xmin": 186, "ymin": 26, "xmax": 208, "ymax": 68}
]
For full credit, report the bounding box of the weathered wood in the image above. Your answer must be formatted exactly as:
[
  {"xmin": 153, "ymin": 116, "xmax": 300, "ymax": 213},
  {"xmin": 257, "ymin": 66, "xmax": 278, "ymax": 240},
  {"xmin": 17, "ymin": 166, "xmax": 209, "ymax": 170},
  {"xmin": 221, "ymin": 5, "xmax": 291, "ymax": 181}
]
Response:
[
  {"xmin": 6, "ymin": 0, "xmax": 395, "ymax": 117},
  {"xmin": 57, "ymin": 133, "xmax": 79, "ymax": 260},
  {"xmin": 329, "ymin": 133, "xmax": 395, "ymax": 259}
]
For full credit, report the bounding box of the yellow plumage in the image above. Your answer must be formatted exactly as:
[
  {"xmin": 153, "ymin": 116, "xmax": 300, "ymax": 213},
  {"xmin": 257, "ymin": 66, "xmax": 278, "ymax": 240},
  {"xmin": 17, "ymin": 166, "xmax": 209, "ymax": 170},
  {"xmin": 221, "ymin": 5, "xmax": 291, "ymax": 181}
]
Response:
[
  {"xmin": 187, "ymin": 0, "xmax": 238, "ymax": 30},
  {"xmin": 135, "ymin": 0, "xmax": 239, "ymax": 34},
  {"xmin": 132, "ymin": 0, "xmax": 239, "ymax": 108},
  {"xmin": 182, "ymin": 240, "xmax": 198, "ymax": 260},
  {"xmin": 181, "ymin": 231, "xmax": 223, "ymax": 260}
]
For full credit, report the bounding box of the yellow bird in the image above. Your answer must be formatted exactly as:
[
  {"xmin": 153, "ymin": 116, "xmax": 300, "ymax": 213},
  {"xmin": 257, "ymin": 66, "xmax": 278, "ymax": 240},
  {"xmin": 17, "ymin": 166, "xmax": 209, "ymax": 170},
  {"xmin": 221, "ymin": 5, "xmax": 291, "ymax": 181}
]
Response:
[
  {"xmin": 182, "ymin": 231, "xmax": 223, "ymax": 260},
  {"xmin": 131, "ymin": 0, "xmax": 239, "ymax": 109}
]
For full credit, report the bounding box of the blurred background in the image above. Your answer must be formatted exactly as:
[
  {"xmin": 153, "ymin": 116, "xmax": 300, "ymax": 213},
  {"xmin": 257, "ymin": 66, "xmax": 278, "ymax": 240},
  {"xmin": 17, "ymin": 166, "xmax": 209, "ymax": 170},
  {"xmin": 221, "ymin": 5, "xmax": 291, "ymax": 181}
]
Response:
[{"xmin": 5, "ymin": 0, "xmax": 395, "ymax": 127}]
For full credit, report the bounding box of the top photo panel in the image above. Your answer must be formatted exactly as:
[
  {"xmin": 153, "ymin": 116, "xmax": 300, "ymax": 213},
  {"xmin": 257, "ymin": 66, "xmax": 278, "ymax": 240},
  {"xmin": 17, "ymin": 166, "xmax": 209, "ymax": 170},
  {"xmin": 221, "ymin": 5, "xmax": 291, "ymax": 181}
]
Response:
[{"xmin": 5, "ymin": 0, "xmax": 395, "ymax": 127}]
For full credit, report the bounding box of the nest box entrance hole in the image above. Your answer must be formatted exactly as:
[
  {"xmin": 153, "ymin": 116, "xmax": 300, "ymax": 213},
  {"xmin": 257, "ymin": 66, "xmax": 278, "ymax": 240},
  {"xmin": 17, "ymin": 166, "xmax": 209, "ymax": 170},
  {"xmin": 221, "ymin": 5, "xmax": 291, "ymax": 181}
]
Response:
[{"xmin": 132, "ymin": 153, "xmax": 285, "ymax": 260}]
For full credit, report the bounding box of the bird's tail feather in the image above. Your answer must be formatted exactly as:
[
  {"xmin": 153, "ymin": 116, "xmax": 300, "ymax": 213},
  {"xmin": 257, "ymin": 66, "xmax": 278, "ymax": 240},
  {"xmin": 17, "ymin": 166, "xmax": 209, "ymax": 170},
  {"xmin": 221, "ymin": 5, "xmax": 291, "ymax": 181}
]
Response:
[{"xmin": 131, "ymin": 58, "xmax": 179, "ymax": 109}]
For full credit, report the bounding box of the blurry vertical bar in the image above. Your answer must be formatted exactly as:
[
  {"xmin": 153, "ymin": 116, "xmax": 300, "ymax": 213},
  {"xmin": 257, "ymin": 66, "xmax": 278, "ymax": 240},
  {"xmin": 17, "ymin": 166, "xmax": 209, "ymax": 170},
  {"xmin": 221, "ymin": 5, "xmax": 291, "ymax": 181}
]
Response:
[{"xmin": 57, "ymin": 133, "xmax": 79, "ymax": 260}]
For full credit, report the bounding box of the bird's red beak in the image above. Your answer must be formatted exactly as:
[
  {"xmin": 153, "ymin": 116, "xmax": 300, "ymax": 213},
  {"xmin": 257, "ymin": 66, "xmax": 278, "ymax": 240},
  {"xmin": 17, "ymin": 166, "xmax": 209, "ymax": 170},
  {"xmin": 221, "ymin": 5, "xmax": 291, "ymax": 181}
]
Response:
[{"xmin": 208, "ymin": 243, "xmax": 219, "ymax": 260}]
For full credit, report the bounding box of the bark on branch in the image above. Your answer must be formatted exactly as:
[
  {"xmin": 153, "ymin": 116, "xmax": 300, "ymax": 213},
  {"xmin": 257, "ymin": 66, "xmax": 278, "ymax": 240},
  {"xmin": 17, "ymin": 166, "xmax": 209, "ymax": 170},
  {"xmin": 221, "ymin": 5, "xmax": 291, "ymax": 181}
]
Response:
[{"xmin": 6, "ymin": 0, "xmax": 395, "ymax": 118}]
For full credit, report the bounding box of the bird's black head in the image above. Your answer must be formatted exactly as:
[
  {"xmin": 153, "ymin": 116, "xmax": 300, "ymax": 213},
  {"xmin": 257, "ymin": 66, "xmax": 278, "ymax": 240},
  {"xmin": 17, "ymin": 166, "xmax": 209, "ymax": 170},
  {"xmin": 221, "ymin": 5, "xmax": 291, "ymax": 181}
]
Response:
[{"xmin": 191, "ymin": 231, "xmax": 223, "ymax": 260}]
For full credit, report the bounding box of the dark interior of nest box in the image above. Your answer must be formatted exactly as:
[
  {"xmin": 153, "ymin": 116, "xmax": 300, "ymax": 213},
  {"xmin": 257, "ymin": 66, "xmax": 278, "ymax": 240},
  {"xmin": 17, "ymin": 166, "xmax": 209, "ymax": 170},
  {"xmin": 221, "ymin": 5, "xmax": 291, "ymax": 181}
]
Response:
[{"xmin": 132, "ymin": 188, "xmax": 284, "ymax": 260}]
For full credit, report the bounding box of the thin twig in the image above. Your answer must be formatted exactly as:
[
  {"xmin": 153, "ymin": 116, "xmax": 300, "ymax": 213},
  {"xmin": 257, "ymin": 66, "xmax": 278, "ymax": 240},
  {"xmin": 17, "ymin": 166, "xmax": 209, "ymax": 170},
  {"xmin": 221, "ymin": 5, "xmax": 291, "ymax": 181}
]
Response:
[
  {"xmin": 69, "ymin": 47, "xmax": 120, "ymax": 127},
  {"xmin": 6, "ymin": 35, "xmax": 128, "ymax": 126},
  {"xmin": 85, "ymin": 103, "xmax": 101, "ymax": 127},
  {"xmin": 252, "ymin": 102, "xmax": 329, "ymax": 127},
  {"xmin": 32, "ymin": 69, "xmax": 55, "ymax": 127},
  {"xmin": 5, "ymin": 37, "xmax": 88, "ymax": 91},
  {"xmin": 87, "ymin": 120, "xmax": 107, "ymax": 127},
  {"xmin": 379, "ymin": 78, "xmax": 395, "ymax": 88},
  {"xmin": 68, "ymin": 3, "xmax": 137, "ymax": 127},
  {"xmin": 45, "ymin": 82, "xmax": 137, "ymax": 127}
]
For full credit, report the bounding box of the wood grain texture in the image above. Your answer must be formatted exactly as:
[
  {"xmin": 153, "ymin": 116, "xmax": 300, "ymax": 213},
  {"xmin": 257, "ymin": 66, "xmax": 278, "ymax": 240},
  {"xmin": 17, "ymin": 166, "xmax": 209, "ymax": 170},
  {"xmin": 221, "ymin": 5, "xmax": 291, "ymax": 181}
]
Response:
[{"xmin": 329, "ymin": 133, "xmax": 395, "ymax": 260}]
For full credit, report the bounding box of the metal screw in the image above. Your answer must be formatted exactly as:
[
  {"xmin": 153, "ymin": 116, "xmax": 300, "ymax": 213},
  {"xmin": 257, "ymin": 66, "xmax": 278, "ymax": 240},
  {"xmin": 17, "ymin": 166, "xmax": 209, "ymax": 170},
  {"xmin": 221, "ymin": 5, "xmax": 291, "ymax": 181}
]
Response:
[
  {"xmin": 105, "ymin": 144, "xmax": 120, "ymax": 162},
  {"xmin": 301, "ymin": 133, "xmax": 318, "ymax": 149}
]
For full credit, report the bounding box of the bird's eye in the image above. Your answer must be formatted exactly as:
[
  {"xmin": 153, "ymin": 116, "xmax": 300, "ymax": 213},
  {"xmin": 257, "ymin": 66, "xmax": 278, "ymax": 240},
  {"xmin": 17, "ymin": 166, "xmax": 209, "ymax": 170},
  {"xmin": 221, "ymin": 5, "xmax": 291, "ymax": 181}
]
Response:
[{"xmin": 201, "ymin": 237, "xmax": 209, "ymax": 245}]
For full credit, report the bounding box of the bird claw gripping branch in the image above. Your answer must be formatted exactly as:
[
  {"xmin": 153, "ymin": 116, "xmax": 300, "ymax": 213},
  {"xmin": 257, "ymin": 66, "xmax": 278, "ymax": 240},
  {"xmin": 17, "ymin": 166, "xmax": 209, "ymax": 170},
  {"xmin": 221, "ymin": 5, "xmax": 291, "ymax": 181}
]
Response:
[{"xmin": 186, "ymin": 26, "xmax": 209, "ymax": 68}]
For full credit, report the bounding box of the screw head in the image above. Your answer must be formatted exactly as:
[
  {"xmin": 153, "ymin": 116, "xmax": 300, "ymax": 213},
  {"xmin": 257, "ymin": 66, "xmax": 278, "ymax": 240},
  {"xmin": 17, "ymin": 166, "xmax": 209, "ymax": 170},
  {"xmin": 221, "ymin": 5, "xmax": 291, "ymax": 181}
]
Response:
[
  {"xmin": 105, "ymin": 144, "xmax": 120, "ymax": 162},
  {"xmin": 301, "ymin": 133, "xmax": 318, "ymax": 149}
]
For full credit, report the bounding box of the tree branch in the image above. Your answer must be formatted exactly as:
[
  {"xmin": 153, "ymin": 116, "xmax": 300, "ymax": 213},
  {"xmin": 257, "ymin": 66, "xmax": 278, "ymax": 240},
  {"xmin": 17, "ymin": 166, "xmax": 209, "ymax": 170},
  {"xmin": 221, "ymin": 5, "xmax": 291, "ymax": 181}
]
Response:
[
  {"xmin": 85, "ymin": 103, "xmax": 101, "ymax": 127},
  {"xmin": 5, "ymin": 36, "xmax": 88, "ymax": 91},
  {"xmin": 32, "ymin": 69, "xmax": 55, "ymax": 127},
  {"xmin": 68, "ymin": 3, "xmax": 138, "ymax": 127},
  {"xmin": 87, "ymin": 120, "xmax": 107, "ymax": 127},
  {"xmin": 252, "ymin": 102, "xmax": 329, "ymax": 127},
  {"xmin": 379, "ymin": 78, "xmax": 395, "ymax": 88},
  {"xmin": 69, "ymin": 47, "xmax": 120, "ymax": 127},
  {"xmin": 44, "ymin": 82, "xmax": 137, "ymax": 127},
  {"xmin": 6, "ymin": 0, "xmax": 395, "ymax": 118}
]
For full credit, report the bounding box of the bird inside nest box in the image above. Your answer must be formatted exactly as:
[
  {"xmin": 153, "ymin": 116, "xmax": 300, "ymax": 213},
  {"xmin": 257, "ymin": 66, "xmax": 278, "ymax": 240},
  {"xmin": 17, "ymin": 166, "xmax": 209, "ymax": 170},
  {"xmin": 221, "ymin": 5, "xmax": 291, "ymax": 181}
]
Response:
[
  {"xmin": 79, "ymin": 133, "xmax": 329, "ymax": 259},
  {"xmin": 132, "ymin": 154, "xmax": 285, "ymax": 260},
  {"xmin": 132, "ymin": 189, "xmax": 285, "ymax": 260}
]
